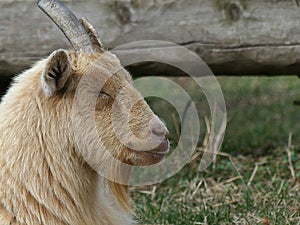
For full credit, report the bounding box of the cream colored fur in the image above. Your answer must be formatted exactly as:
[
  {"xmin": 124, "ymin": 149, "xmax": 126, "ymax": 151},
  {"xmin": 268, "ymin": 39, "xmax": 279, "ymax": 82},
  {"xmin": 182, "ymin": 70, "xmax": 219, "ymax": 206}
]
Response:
[{"xmin": 0, "ymin": 50, "xmax": 152, "ymax": 225}]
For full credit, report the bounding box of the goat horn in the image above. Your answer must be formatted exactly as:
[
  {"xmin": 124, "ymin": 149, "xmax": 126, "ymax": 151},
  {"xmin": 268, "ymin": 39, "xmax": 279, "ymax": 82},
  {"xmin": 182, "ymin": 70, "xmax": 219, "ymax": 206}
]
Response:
[
  {"xmin": 80, "ymin": 17, "xmax": 103, "ymax": 51},
  {"xmin": 38, "ymin": 0, "xmax": 93, "ymax": 52}
]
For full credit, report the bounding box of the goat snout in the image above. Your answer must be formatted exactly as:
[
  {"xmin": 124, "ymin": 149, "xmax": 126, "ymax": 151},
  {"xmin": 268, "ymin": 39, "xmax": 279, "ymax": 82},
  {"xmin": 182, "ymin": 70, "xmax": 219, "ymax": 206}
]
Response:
[{"xmin": 149, "ymin": 117, "xmax": 169, "ymax": 138}]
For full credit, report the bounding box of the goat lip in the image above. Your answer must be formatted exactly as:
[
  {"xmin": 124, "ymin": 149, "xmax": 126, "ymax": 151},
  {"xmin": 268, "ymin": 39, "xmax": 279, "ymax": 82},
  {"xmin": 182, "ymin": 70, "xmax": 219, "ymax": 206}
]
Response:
[
  {"xmin": 128, "ymin": 148, "xmax": 170, "ymax": 156},
  {"xmin": 147, "ymin": 149, "xmax": 170, "ymax": 155},
  {"xmin": 128, "ymin": 149, "xmax": 168, "ymax": 155},
  {"xmin": 128, "ymin": 138, "xmax": 170, "ymax": 156}
]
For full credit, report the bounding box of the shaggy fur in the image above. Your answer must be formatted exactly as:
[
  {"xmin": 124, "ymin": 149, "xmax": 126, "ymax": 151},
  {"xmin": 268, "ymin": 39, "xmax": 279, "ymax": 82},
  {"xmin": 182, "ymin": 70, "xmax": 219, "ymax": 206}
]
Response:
[{"xmin": 0, "ymin": 49, "xmax": 168, "ymax": 224}]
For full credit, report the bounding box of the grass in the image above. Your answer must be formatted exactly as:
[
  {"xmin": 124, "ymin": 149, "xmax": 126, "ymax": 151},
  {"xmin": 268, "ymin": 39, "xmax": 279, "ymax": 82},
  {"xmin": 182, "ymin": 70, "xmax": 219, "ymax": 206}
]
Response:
[
  {"xmin": 219, "ymin": 77, "xmax": 300, "ymax": 154},
  {"xmin": 132, "ymin": 76, "xmax": 300, "ymax": 225},
  {"xmin": 132, "ymin": 148, "xmax": 300, "ymax": 224}
]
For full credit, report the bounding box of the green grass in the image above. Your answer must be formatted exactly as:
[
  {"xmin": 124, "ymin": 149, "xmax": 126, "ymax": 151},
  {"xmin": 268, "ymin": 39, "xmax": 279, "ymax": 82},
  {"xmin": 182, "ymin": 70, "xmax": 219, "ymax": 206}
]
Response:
[
  {"xmin": 132, "ymin": 148, "xmax": 300, "ymax": 225},
  {"xmin": 132, "ymin": 152, "xmax": 300, "ymax": 224},
  {"xmin": 132, "ymin": 77, "xmax": 300, "ymax": 224},
  {"xmin": 147, "ymin": 77, "xmax": 300, "ymax": 155},
  {"xmin": 219, "ymin": 77, "xmax": 300, "ymax": 154}
]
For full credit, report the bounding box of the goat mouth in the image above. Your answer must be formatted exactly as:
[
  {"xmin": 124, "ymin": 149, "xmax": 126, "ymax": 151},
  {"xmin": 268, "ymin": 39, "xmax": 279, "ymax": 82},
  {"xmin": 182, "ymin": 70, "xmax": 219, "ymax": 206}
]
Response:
[
  {"xmin": 129, "ymin": 149, "xmax": 169, "ymax": 156},
  {"xmin": 127, "ymin": 139, "xmax": 170, "ymax": 158}
]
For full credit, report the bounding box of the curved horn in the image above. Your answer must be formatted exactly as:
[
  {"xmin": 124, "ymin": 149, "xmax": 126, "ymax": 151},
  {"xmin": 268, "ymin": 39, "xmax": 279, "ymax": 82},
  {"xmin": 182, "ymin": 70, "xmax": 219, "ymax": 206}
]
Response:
[{"xmin": 38, "ymin": 0, "xmax": 93, "ymax": 52}]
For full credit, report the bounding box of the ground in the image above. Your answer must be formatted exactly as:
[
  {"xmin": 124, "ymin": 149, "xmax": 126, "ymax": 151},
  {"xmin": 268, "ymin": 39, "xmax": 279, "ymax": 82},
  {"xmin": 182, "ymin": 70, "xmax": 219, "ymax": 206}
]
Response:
[{"xmin": 132, "ymin": 77, "xmax": 300, "ymax": 225}]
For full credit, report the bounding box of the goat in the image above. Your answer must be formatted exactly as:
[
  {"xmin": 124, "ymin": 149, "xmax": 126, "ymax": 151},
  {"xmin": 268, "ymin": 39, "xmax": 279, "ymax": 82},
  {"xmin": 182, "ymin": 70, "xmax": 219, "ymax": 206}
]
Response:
[{"xmin": 0, "ymin": 0, "xmax": 169, "ymax": 224}]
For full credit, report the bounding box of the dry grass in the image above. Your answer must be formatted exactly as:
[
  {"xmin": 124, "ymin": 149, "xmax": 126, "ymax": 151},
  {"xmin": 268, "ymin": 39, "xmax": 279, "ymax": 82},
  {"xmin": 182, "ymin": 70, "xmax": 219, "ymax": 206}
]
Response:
[{"xmin": 132, "ymin": 146, "xmax": 300, "ymax": 224}]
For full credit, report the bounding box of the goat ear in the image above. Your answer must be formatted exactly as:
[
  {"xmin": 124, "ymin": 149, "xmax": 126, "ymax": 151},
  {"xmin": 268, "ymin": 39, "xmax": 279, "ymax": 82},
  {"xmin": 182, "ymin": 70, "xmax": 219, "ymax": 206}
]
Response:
[
  {"xmin": 79, "ymin": 17, "xmax": 103, "ymax": 52},
  {"xmin": 41, "ymin": 49, "xmax": 72, "ymax": 97}
]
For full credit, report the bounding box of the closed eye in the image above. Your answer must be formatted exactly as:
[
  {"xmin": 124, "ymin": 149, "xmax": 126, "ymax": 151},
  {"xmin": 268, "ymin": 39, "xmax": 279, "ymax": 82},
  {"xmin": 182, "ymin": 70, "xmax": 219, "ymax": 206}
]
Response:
[
  {"xmin": 95, "ymin": 90, "xmax": 113, "ymax": 111},
  {"xmin": 98, "ymin": 91, "xmax": 111, "ymax": 98}
]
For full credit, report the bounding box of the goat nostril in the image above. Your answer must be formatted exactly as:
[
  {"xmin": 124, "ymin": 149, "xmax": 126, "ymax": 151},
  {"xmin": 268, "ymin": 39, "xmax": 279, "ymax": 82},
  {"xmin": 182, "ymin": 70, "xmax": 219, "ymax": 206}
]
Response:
[
  {"xmin": 151, "ymin": 124, "xmax": 168, "ymax": 137},
  {"xmin": 165, "ymin": 129, "xmax": 169, "ymax": 138}
]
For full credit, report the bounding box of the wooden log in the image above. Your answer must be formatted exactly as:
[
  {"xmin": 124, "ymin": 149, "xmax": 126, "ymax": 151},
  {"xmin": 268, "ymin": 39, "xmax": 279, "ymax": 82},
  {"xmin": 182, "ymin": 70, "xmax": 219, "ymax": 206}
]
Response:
[{"xmin": 0, "ymin": 0, "xmax": 300, "ymax": 77}]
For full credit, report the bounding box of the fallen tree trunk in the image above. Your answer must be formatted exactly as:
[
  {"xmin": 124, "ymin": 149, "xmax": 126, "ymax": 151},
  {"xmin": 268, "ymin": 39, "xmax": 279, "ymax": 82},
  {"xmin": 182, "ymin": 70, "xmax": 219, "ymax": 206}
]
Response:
[{"xmin": 0, "ymin": 0, "xmax": 300, "ymax": 77}]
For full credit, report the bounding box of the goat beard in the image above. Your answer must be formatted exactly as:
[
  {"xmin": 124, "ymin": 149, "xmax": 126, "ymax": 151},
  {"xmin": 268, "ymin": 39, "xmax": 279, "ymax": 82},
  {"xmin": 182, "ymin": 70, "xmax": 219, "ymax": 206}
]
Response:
[{"xmin": 108, "ymin": 181, "xmax": 131, "ymax": 212}]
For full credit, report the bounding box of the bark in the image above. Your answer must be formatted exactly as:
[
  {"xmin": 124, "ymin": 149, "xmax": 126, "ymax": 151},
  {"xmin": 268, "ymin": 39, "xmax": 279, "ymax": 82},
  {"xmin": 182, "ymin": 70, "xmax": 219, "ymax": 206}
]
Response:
[{"xmin": 0, "ymin": 0, "xmax": 300, "ymax": 77}]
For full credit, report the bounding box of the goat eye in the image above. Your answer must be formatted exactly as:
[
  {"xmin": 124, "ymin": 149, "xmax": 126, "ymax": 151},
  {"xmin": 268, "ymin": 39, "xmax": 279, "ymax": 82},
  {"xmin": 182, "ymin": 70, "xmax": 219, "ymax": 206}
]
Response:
[{"xmin": 98, "ymin": 91, "xmax": 111, "ymax": 98}]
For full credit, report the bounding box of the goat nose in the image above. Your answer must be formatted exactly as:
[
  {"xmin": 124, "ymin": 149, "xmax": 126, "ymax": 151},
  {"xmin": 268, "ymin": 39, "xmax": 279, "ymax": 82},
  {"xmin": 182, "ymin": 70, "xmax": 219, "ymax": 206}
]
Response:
[{"xmin": 151, "ymin": 123, "xmax": 169, "ymax": 138}]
